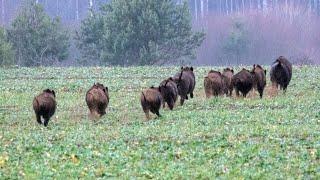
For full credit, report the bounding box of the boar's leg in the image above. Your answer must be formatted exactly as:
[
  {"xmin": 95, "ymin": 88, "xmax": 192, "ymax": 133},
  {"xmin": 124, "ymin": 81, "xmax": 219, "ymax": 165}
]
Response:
[
  {"xmin": 180, "ymin": 97, "xmax": 185, "ymax": 106},
  {"xmin": 258, "ymin": 87, "xmax": 264, "ymax": 98},
  {"xmin": 155, "ymin": 110, "xmax": 161, "ymax": 117},
  {"xmin": 190, "ymin": 92, "xmax": 194, "ymax": 98},
  {"xmin": 43, "ymin": 116, "xmax": 50, "ymax": 127},
  {"xmin": 36, "ymin": 114, "xmax": 42, "ymax": 125}
]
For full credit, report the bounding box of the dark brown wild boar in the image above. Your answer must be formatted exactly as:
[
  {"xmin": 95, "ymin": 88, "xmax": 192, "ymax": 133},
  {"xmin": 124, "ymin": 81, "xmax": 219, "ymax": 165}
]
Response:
[
  {"xmin": 33, "ymin": 89, "xmax": 56, "ymax": 127},
  {"xmin": 251, "ymin": 64, "xmax": 267, "ymax": 98},
  {"xmin": 204, "ymin": 70, "xmax": 225, "ymax": 98},
  {"xmin": 140, "ymin": 86, "xmax": 162, "ymax": 119},
  {"xmin": 159, "ymin": 77, "xmax": 178, "ymax": 110},
  {"xmin": 86, "ymin": 83, "xmax": 109, "ymax": 118},
  {"xmin": 270, "ymin": 56, "xmax": 292, "ymax": 93},
  {"xmin": 232, "ymin": 68, "xmax": 254, "ymax": 97},
  {"xmin": 173, "ymin": 66, "xmax": 196, "ymax": 105},
  {"xmin": 222, "ymin": 68, "xmax": 234, "ymax": 96}
]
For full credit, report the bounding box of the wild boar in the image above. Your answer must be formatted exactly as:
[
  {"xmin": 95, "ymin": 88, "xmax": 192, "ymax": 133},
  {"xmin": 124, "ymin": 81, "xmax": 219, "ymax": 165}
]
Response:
[
  {"xmin": 33, "ymin": 89, "xmax": 56, "ymax": 127},
  {"xmin": 173, "ymin": 66, "xmax": 196, "ymax": 105},
  {"xmin": 204, "ymin": 70, "xmax": 225, "ymax": 98},
  {"xmin": 251, "ymin": 64, "xmax": 267, "ymax": 98},
  {"xmin": 222, "ymin": 68, "xmax": 234, "ymax": 96},
  {"xmin": 159, "ymin": 77, "xmax": 178, "ymax": 110},
  {"xmin": 270, "ymin": 56, "xmax": 293, "ymax": 93},
  {"xmin": 86, "ymin": 83, "xmax": 109, "ymax": 118},
  {"xmin": 140, "ymin": 86, "xmax": 162, "ymax": 119},
  {"xmin": 232, "ymin": 68, "xmax": 254, "ymax": 97}
]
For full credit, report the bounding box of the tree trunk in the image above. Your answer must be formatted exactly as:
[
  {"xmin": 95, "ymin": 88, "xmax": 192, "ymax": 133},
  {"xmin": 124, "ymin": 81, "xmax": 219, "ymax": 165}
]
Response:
[
  {"xmin": 1, "ymin": 0, "xmax": 4, "ymax": 25},
  {"xmin": 76, "ymin": 0, "xmax": 79, "ymax": 20}
]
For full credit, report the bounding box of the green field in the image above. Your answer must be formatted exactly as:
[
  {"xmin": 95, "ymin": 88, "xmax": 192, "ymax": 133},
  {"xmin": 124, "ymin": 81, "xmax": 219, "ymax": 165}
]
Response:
[{"xmin": 0, "ymin": 66, "xmax": 319, "ymax": 178}]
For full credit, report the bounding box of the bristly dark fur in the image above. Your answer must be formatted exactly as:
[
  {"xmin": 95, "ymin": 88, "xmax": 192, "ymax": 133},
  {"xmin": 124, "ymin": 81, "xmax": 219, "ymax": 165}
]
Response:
[
  {"xmin": 140, "ymin": 86, "xmax": 162, "ymax": 119},
  {"xmin": 270, "ymin": 56, "xmax": 292, "ymax": 93},
  {"xmin": 86, "ymin": 83, "xmax": 109, "ymax": 118},
  {"xmin": 33, "ymin": 89, "xmax": 56, "ymax": 127},
  {"xmin": 222, "ymin": 68, "xmax": 234, "ymax": 96},
  {"xmin": 251, "ymin": 64, "xmax": 267, "ymax": 98},
  {"xmin": 173, "ymin": 66, "xmax": 196, "ymax": 105},
  {"xmin": 232, "ymin": 68, "xmax": 254, "ymax": 97},
  {"xmin": 204, "ymin": 70, "xmax": 225, "ymax": 98},
  {"xmin": 159, "ymin": 77, "xmax": 178, "ymax": 110}
]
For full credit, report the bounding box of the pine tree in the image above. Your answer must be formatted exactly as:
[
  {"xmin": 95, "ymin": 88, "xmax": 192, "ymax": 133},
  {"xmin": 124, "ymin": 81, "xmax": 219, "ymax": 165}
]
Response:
[{"xmin": 76, "ymin": 0, "xmax": 205, "ymax": 66}]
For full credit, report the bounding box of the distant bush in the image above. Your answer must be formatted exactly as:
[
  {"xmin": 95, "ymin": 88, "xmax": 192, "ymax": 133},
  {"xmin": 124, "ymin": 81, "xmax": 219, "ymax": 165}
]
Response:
[
  {"xmin": 8, "ymin": 2, "xmax": 70, "ymax": 66},
  {"xmin": 0, "ymin": 27, "xmax": 14, "ymax": 66}
]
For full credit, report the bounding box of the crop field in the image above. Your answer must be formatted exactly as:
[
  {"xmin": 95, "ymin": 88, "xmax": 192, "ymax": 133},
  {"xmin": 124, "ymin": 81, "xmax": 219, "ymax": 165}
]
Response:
[{"xmin": 0, "ymin": 66, "xmax": 319, "ymax": 178}]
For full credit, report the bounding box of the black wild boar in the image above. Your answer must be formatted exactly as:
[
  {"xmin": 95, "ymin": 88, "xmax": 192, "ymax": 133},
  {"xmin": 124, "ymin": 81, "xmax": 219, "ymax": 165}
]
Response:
[
  {"xmin": 204, "ymin": 70, "xmax": 225, "ymax": 98},
  {"xmin": 86, "ymin": 83, "xmax": 109, "ymax": 118},
  {"xmin": 270, "ymin": 56, "xmax": 293, "ymax": 93},
  {"xmin": 232, "ymin": 68, "xmax": 254, "ymax": 97},
  {"xmin": 251, "ymin": 64, "xmax": 267, "ymax": 98},
  {"xmin": 140, "ymin": 86, "xmax": 162, "ymax": 119},
  {"xmin": 173, "ymin": 66, "xmax": 196, "ymax": 105},
  {"xmin": 222, "ymin": 68, "xmax": 234, "ymax": 96},
  {"xmin": 159, "ymin": 77, "xmax": 178, "ymax": 110},
  {"xmin": 33, "ymin": 89, "xmax": 57, "ymax": 127}
]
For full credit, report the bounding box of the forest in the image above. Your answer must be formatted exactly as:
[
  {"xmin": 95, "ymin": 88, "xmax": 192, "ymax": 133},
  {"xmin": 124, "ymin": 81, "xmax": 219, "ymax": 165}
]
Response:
[{"xmin": 1, "ymin": 0, "xmax": 320, "ymax": 66}]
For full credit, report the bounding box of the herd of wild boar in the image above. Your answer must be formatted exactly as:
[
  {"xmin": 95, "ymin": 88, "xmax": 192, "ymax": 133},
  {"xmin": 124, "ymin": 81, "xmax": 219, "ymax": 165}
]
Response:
[{"xmin": 33, "ymin": 56, "xmax": 292, "ymax": 126}]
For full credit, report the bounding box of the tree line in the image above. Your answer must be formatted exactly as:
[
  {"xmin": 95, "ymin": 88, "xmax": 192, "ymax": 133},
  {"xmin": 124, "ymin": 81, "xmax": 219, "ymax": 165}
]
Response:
[
  {"xmin": 0, "ymin": 0, "xmax": 204, "ymax": 66},
  {"xmin": 2, "ymin": 0, "xmax": 320, "ymax": 25}
]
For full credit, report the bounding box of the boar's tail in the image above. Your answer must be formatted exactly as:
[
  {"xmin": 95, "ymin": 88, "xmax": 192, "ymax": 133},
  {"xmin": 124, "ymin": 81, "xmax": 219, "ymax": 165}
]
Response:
[
  {"xmin": 141, "ymin": 92, "xmax": 146, "ymax": 102},
  {"xmin": 33, "ymin": 97, "xmax": 40, "ymax": 112}
]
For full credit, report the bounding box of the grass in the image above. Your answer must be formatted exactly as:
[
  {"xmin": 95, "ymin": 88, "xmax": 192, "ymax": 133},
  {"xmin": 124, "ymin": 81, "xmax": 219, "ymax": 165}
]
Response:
[{"xmin": 0, "ymin": 66, "xmax": 319, "ymax": 179}]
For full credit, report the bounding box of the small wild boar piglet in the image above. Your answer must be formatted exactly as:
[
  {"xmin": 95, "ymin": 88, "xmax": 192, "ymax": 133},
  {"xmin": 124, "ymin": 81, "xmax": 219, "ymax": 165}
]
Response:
[
  {"xmin": 140, "ymin": 86, "xmax": 162, "ymax": 119},
  {"xmin": 204, "ymin": 70, "xmax": 225, "ymax": 98},
  {"xmin": 232, "ymin": 68, "xmax": 254, "ymax": 98},
  {"xmin": 222, "ymin": 68, "xmax": 234, "ymax": 96},
  {"xmin": 270, "ymin": 56, "xmax": 292, "ymax": 93},
  {"xmin": 33, "ymin": 89, "xmax": 56, "ymax": 127},
  {"xmin": 173, "ymin": 66, "xmax": 196, "ymax": 105},
  {"xmin": 86, "ymin": 83, "xmax": 109, "ymax": 118},
  {"xmin": 251, "ymin": 64, "xmax": 267, "ymax": 98},
  {"xmin": 159, "ymin": 77, "xmax": 178, "ymax": 110}
]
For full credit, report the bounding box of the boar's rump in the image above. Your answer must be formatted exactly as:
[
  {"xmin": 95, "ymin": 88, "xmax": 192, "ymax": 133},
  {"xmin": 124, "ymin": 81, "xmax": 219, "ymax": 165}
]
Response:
[
  {"xmin": 33, "ymin": 89, "xmax": 56, "ymax": 127},
  {"xmin": 140, "ymin": 86, "xmax": 162, "ymax": 119},
  {"xmin": 270, "ymin": 56, "xmax": 292, "ymax": 93},
  {"xmin": 86, "ymin": 83, "xmax": 109, "ymax": 118},
  {"xmin": 222, "ymin": 68, "xmax": 234, "ymax": 96},
  {"xmin": 159, "ymin": 77, "xmax": 178, "ymax": 110},
  {"xmin": 232, "ymin": 68, "xmax": 254, "ymax": 98},
  {"xmin": 173, "ymin": 66, "xmax": 196, "ymax": 105},
  {"xmin": 204, "ymin": 70, "xmax": 225, "ymax": 98},
  {"xmin": 251, "ymin": 64, "xmax": 267, "ymax": 98}
]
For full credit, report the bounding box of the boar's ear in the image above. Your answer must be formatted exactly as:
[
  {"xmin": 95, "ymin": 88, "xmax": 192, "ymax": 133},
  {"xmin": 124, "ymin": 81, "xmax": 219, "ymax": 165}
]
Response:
[
  {"xmin": 158, "ymin": 86, "xmax": 161, "ymax": 92},
  {"xmin": 264, "ymin": 70, "xmax": 267, "ymax": 75},
  {"xmin": 169, "ymin": 77, "xmax": 173, "ymax": 81},
  {"xmin": 190, "ymin": 66, "xmax": 193, "ymax": 71},
  {"xmin": 52, "ymin": 90, "xmax": 56, "ymax": 97},
  {"xmin": 231, "ymin": 69, "xmax": 234, "ymax": 73},
  {"xmin": 178, "ymin": 71, "xmax": 183, "ymax": 81},
  {"xmin": 105, "ymin": 86, "xmax": 108, "ymax": 92},
  {"xmin": 164, "ymin": 80, "xmax": 169, "ymax": 87},
  {"xmin": 181, "ymin": 66, "xmax": 184, "ymax": 70}
]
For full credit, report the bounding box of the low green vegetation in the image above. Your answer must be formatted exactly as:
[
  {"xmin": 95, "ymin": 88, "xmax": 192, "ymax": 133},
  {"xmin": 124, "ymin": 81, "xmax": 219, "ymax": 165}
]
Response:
[{"xmin": 0, "ymin": 66, "xmax": 319, "ymax": 178}]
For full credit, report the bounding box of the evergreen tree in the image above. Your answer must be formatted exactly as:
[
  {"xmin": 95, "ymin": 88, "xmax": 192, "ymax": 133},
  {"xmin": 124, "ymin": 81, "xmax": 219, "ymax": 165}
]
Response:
[
  {"xmin": 76, "ymin": 0, "xmax": 205, "ymax": 66},
  {"xmin": 8, "ymin": 2, "xmax": 70, "ymax": 66},
  {"xmin": 222, "ymin": 19, "xmax": 249, "ymax": 64},
  {"xmin": 0, "ymin": 27, "xmax": 14, "ymax": 66}
]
